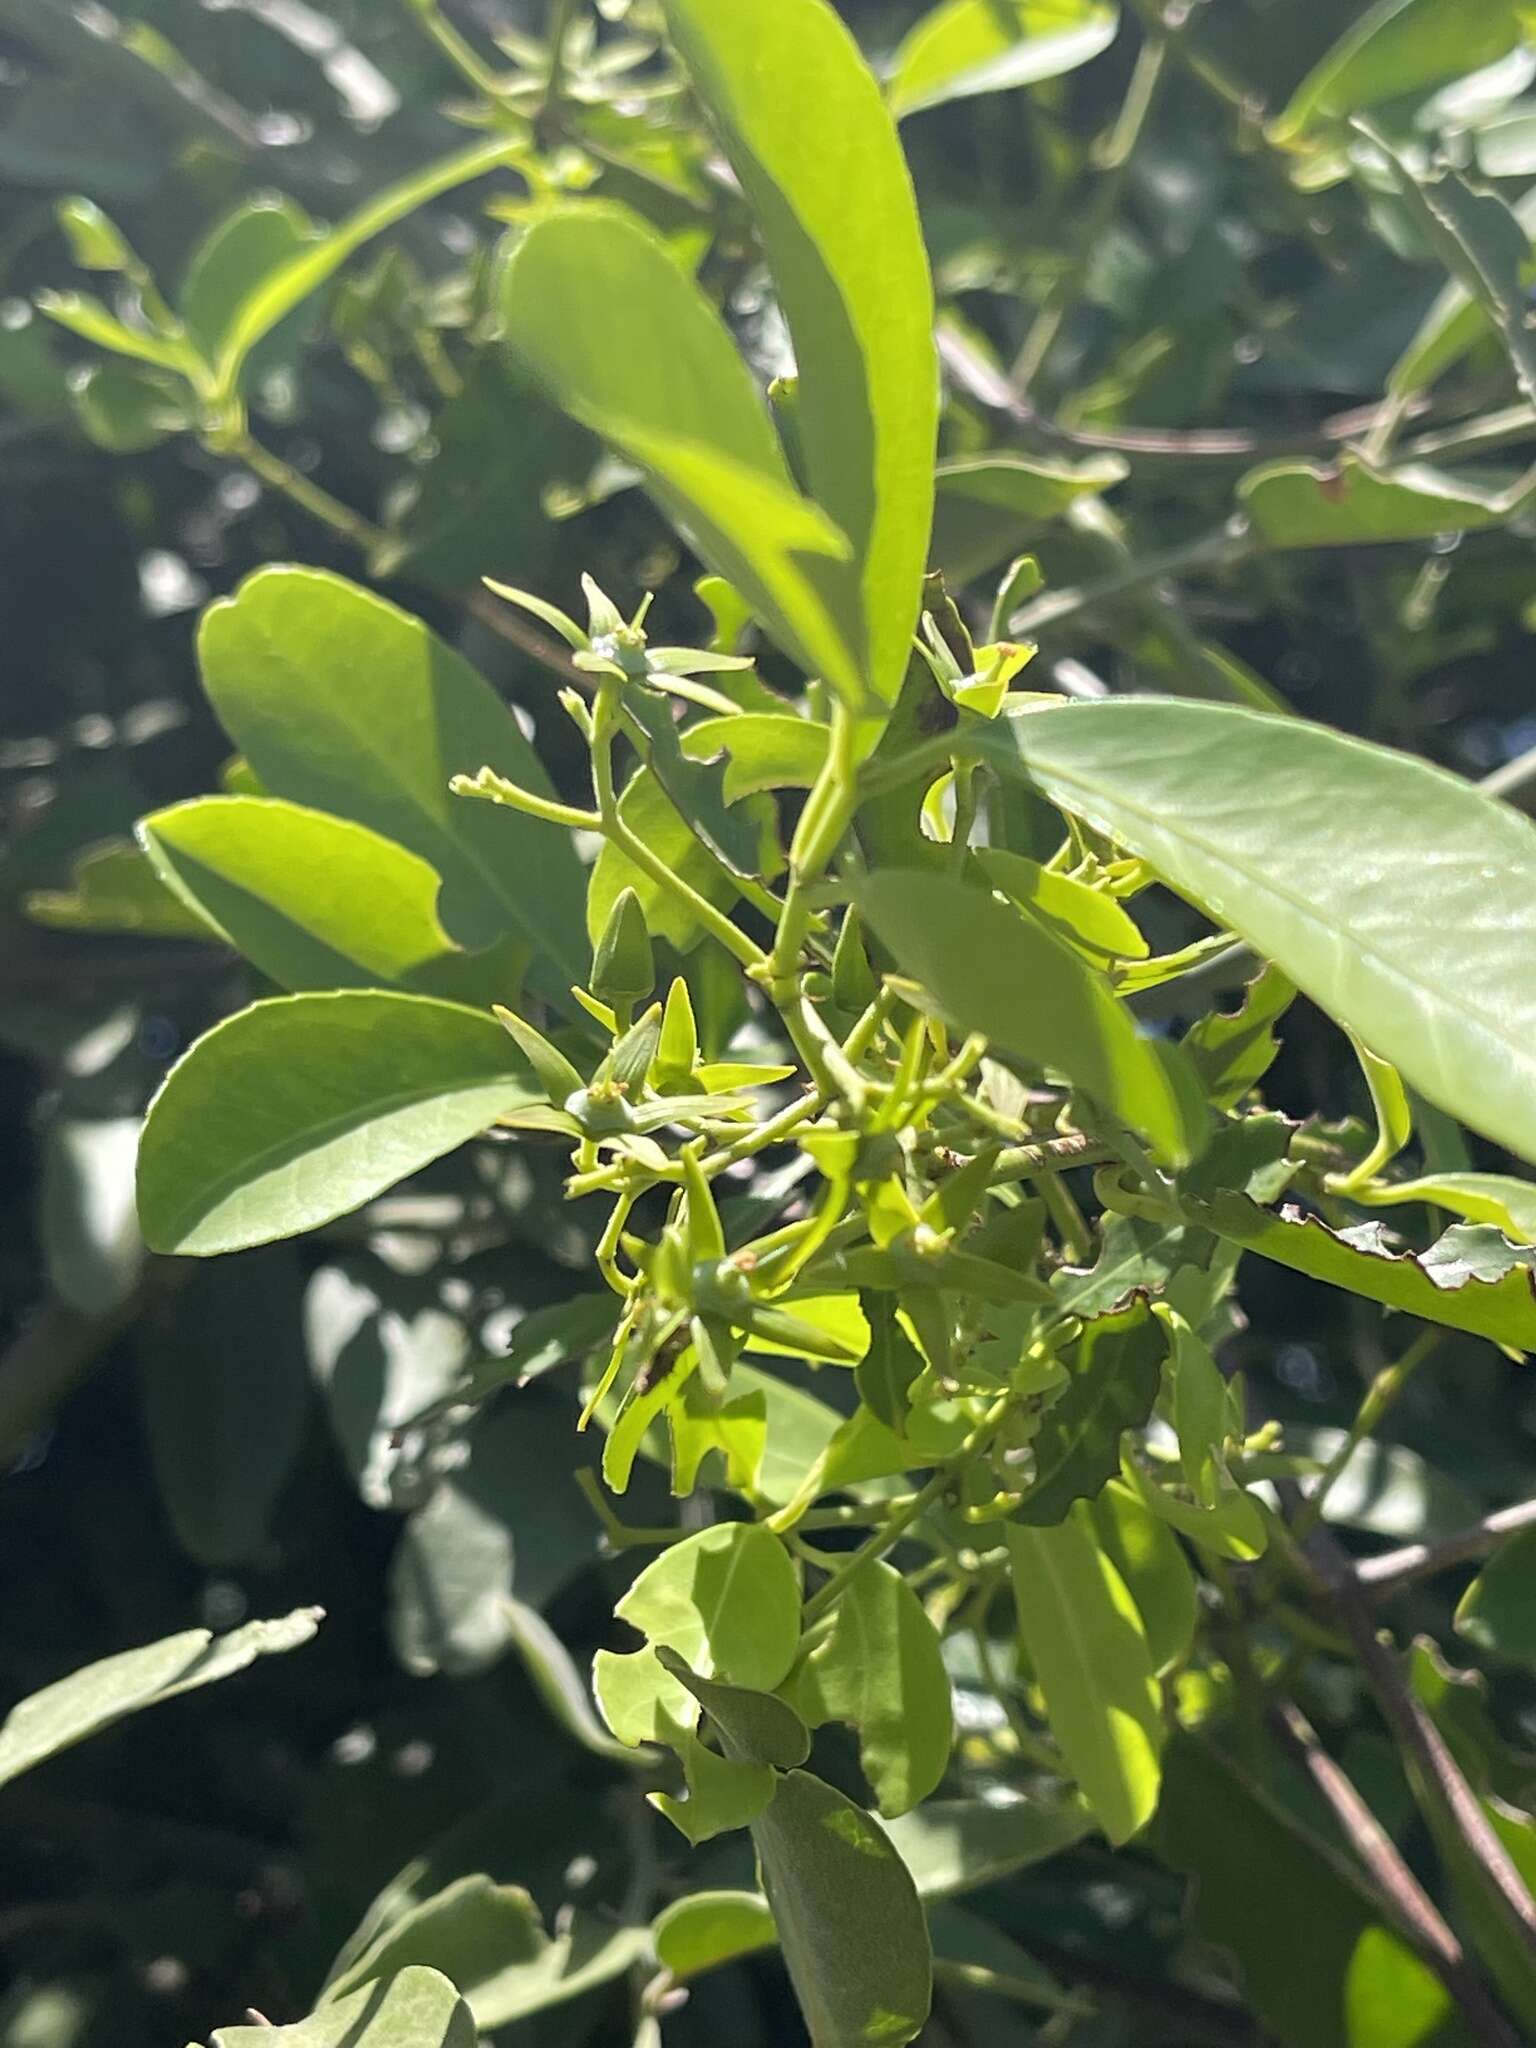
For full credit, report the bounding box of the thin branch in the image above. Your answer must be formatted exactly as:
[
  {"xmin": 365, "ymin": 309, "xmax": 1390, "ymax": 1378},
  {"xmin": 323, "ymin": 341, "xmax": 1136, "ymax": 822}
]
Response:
[
  {"xmin": 938, "ymin": 325, "xmax": 1432, "ymax": 464},
  {"xmin": 1270, "ymin": 1699, "xmax": 1518, "ymax": 2047},
  {"xmin": 1302, "ymin": 1522, "xmax": 1536, "ymax": 1978},
  {"xmin": 1355, "ymin": 1497, "xmax": 1536, "ymax": 1596}
]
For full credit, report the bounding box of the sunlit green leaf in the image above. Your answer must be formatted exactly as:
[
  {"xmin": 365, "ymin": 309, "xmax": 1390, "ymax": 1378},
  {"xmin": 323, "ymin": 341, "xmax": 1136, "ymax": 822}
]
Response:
[
  {"xmin": 321, "ymin": 1875, "xmax": 646, "ymax": 2030},
  {"xmin": 751, "ymin": 1769, "xmax": 932, "ymax": 2048},
  {"xmin": 783, "ymin": 1559, "xmax": 952, "ymax": 1815},
  {"xmin": 139, "ymin": 796, "xmax": 479, "ymax": 994},
  {"xmin": 199, "ymin": 567, "xmax": 586, "ymax": 1006},
  {"xmin": 664, "ymin": 0, "xmax": 938, "ymax": 709},
  {"xmin": 137, "ymin": 990, "xmax": 545, "ymax": 1256},
  {"xmin": 0, "ymin": 1610, "xmax": 321, "ymax": 1790},
  {"xmin": 1239, "ymin": 453, "xmax": 1512, "ymax": 548},
  {"xmin": 210, "ymin": 1969, "xmax": 475, "ymax": 2048},
  {"xmin": 976, "ymin": 699, "xmax": 1536, "ymax": 1170},
  {"xmin": 1270, "ymin": 0, "xmax": 1524, "ymax": 146},
  {"xmin": 1007, "ymin": 1507, "xmax": 1163, "ymax": 1842},
  {"xmin": 857, "ymin": 867, "xmax": 1201, "ymax": 1165},
  {"xmin": 888, "ymin": 0, "xmax": 1119, "ymax": 120},
  {"xmin": 502, "ymin": 204, "xmax": 864, "ymax": 704},
  {"xmin": 208, "ymin": 138, "xmax": 522, "ymax": 400}
]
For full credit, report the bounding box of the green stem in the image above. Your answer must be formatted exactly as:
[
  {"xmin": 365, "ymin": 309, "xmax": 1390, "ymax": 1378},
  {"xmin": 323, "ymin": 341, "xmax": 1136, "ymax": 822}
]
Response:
[
  {"xmin": 1011, "ymin": 28, "xmax": 1169, "ymax": 392},
  {"xmin": 402, "ymin": 0, "xmax": 511, "ymax": 102},
  {"xmin": 226, "ymin": 429, "xmax": 385, "ymax": 553},
  {"xmin": 802, "ymin": 1395, "xmax": 1013, "ymax": 1626},
  {"xmin": 591, "ymin": 682, "xmax": 766, "ymax": 975},
  {"xmin": 1292, "ymin": 1329, "xmax": 1440, "ymax": 1541},
  {"xmin": 767, "ymin": 702, "xmax": 859, "ymax": 1002}
]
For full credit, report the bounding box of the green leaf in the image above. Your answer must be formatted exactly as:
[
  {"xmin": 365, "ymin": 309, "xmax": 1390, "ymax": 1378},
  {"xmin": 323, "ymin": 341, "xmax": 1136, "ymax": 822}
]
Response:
[
  {"xmin": 663, "ymin": 0, "xmax": 939, "ymax": 708},
  {"xmin": 320, "ymin": 1876, "xmax": 646, "ymax": 2030},
  {"xmin": 1184, "ymin": 964, "xmax": 1296, "ymax": 1109},
  {"xmin": 976, "ymin": 848, "xmax": 1148, "ymax": 963},
  {"xmin": 67, "ymin": 358, "xmax": 190, "ymax": 451},
  {"xmin": 140, "ymin": 1250, "xmax": 310, "ymax": 1567},
  {"xmin": 1051, "ymin": 1213, "xmax": 1195, "ymax": 1316},
  {"xmin": 856, "ymin": 868, "xmax": 1201, "ymax": 1165},
  {"xmin": 976, "ymin": 698, "xmax": 1536, "ymax": 1170},
  {"xmin": 179, "ymin": 193, "xmax": 322, "ymax": 366},
  {"xmin": 1358, "ymin": 1170, "xmax": 1536, "ymax": 1244},
  {"xmin": 1015, "ymin": 1298, "xmax": 1165, "ymax": 1524},
  {"xmin": 1286, "ymin": 1424, "xmax": 1478, "ymax": 1542},
  {"xmin": 210, "ymin": 1969, "xmax": 475, "ymax": 2048},
  {"xmin": 1382, "ymin": 156, "xmax": 1536, "ymax": 409},
  {"xmin": 680, "ymin": 713, "xmax": 831, "ymax": 800},
  {"xmin": 783, "ymin": 1558, "xmax": 952, "ymax": 1815},
  {"xmin": 1181, "ymin": 1190, "xmax": 1536, "ymax": 1350},
  {"xmin": 614, "ymin": 1520, "xmax": 802, "ymax": 1688},
  {"xmin": 587, "ymin": 762, "xmax": 773, "ymax": 953},
  {"xmin": 1153, "ymin": 1736, "xmax": 1450, "ymax": 2048},
  {"xmin": 34, "ymin": 288, "xmax": 195, "ymax": 376},
  {"xmin": 501, "ymin": 204, "xmax": 863, "ymax": 704},
  {"xmin": 1387, "ymin": 185, "xmax": 1536, "ymax": 400},
  {"xmin": 1007, "ymin": 1507, "xmax": 1163, "ymax": 1842},
  {"xmin": 137, "ymin": 990, "xmax": 545, "ymax": 1257},
  {"xmin": 855, "ymin": 1293, "xmax": 925, "ymax": 1432},
  {"xmin": 653, "ymin": 1891, "xmax": 778, "ymax": 1979},
  {"xmin": 1239, "ymin": 452, "xmax": 1512, "ymax": 548},
  {"xmin": 56, "ymin": 195, "xmax": 135, "ymax": 271},
  {"xmin": 654, "ymin": 1795, "xmax": 1089, "ymax": 1984},
  {"xmin": 139, "ymin": 796, "xmax": 478, "ymax": 994},
  {"xmin": 207, "ymin": 137, "xmax": 521, "ymax": 401},
  {"xmin": 0, "ymin": 1610, "xmax": 321, "ymax": 1790},
  {"xmin": 1088, "ymin": 1479, "xmax": 1198, "ymax": 1674},
  {"xmin": 654, "ymin": 1728, "xmax": 776, "ymax": 1844},
  {"xmin": 656, "ymin": 1646, "xmax": 811, "ymax": 1767},
  {"xmin": 1270, "ymin": 0, "xmax": 1524, "ymax": 146},
  {"xmin": 388, "ymin": 1396, "xmax": 593, "ymax": 1676},
  {"xmin": 751, "ymin": 1769, "xmax": 932, "ymax": 2048},
  {"xmin": 501, "ymin": 1598, "xmax": 655, "ymax": 1767},
  {"xmin": 198, "ymin": 567, "xmax": 587, "ymax": 1003},
  {"xmin": 1456, "ymin": 1526, "xmax": 1536, "ymax": 1669},
  {"xmin": 888, "ymin": 0, "xmax": 1119, "ymax": 120},
  {"xmin": 26, "ymin": 840, "xmax": 211, "ymax": 939}
]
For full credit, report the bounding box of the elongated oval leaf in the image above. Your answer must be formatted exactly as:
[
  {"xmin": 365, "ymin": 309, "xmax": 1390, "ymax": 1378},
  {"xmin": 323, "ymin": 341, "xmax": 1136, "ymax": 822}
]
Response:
[
  {"xmin": 1360, "ymin": 1170, "xmax": 1536, "ymax": 1244},
  {"xmin": 1239, "ymin": 453, "xmax": 1509, "ymax": 548},
  {"xmin": 1008, "ymin": 1509, "xmax": 1163, "ymax": 1843},
  {"xmin": 1270, "ymin": 0, "xmax": 1524, "ymax": 146},
  {"xmin": 664, "ymin": 0, "xmax": 938, "ymax": 708},
  {"xmin": 1387, "ymin": 184, "xmax": 1536, "ymax": 400},
  {"xmin": 889, "ymin": 0, "xmax": 1119, "ymax": 119},
  {"xmin": 1182, "ymin": 1191, "xmax": 1536, "ymax": 1350},
  {"xmin": 783, "ymin": 1557, "xmax": 952, "ymax": 1815},
  {"xmin": 751, "ymin": 1769, "xmax": 932, "ymax": 2048},
  {"xmin": 179, "ymin": 194, "xmax": 321, "ymax": 365},
  {"xmin": 0, "ymin": 1609, "xmax": 320, "ymax": 1789},
  {"xmin": 978, "ymin": 699, "xmax": 1536, "ymax": 1168},
  {"xmin": 615, "ymin": 1521, "xmax": 802, "ymax": 1689},
  {"xmin": 1016, "ymin": 1298, "xmax": 1164, "ymax": 1525},
  {"xmin": 211, "ymin": 1967, "xmax": 475, "ymax": 2048},
  {"xmin": 139, "ymin": 795, "xmax": 464, "ymax": 992},
  {"xmin": 501, "ymin": 205, "xmax": 863, "ymax": 705},
  {"xmin": 209, "ymin": 139, "xmax": 522, "ymax": 399},
  {"xmin": 198, "ymin": 567, "xmax": 586, "ymax": 1003},
  {"xmin": 137, "ymin": 990, "xmax": 545, "ymax": 1256},
  {"xmin": 856, "ymin": 867, "xmax": 1200, "ymax": 1164}
]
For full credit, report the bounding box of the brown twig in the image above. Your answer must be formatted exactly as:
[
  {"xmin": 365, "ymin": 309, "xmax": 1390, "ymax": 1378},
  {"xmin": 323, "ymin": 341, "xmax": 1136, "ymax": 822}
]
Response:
[
  {"xmin": 1298, "ymin": 1520, "xmax": 1536, "ymax": 1979},
  {"xmin": 1355, "ymin": 1497, "xmax": 1536, "ymax": 1597},
  {"xmin": 1270, "ymin": 1698, "xmax": 1519, "ymax": 2046},
  {"xmin": 938, "ymin": 325, "xmax": 1432, "ymax": 464}
]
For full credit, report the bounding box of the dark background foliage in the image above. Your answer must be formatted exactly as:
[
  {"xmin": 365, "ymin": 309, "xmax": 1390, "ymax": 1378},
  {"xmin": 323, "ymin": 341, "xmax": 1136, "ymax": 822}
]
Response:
[{"xmin": 4, "ymin": 3, "xmax": 1536, "ymax": 2044}]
